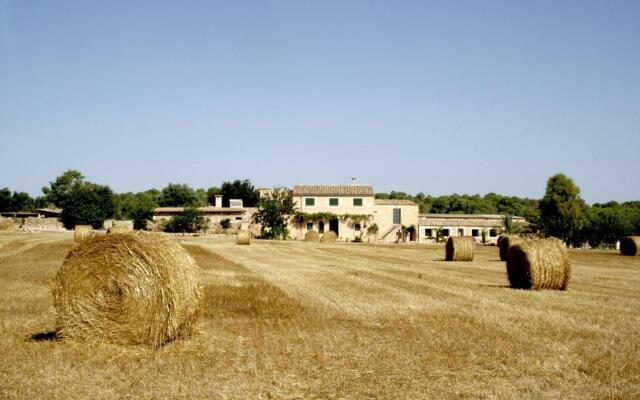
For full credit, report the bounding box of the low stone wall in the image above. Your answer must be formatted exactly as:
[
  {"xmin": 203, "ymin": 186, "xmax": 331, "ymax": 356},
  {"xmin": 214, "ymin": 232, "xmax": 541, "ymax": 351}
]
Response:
[{"xmin": 16, "ymin": 217, "xmax": 65, "ymax": 231}]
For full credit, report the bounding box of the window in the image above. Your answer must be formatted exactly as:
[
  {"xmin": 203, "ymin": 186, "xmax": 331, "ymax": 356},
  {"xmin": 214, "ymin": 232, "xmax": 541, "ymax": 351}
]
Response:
[
  {"xmin": 425, "ymin": 228, "xmax": 433, "ymax": 237},
  {"xmin": 329, "ymin": 198, "xmax": 339, "ymax": 206},
  {"xmin": 305, "ymin": 198, "xmax": 315, "ymax": 206},
  {"xmin": 489, "ymin": 229, "xmax": 498, "ymax": 237},
  {"xmin": 306, "ymin": 222, "xmax": 313, "ymax": 231},
  {"xmin": 442, "ymin": 229, "xmax": 450, "ymax": 237},
  {"xmin": 458, "ymin": 228, "xmax": 464, "ymax": 236},
  {"xmin": 353, "ymin": 198, "xmax": 363, "ymax": 206},
  {"xmin": 318, "ymin": 221, "xmax": 325, "ymax": 234},
  {"xmin": 472, "ymin": 229, "xmax": 480, "ymax": 237},
  {"xmin": 355, "ymin": 223, "xmax": 361, "ymax": 232},
  {"xmin": 235, "ymin": 216, "xmax": 242, "ymax": 221},
  {"xmin": 393, "ymin": 208, "xmax": 401, "ymax": 224}
]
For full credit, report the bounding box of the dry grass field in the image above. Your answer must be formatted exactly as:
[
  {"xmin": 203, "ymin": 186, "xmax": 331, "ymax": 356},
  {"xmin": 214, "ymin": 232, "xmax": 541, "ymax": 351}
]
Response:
[{"xmin": 0, "ymin": 231, "xmax": 639, "ymax": 399}]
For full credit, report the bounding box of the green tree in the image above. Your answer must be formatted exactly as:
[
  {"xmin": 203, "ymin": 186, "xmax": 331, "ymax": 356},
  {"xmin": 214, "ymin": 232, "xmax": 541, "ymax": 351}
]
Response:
[
  {"xmin": 539, "ymin": 174, "xmax": 586, "ymax": 246},
  {"xmin": 195, "ymin": 188, "xmax": 209, "ymax": 207},
  {"xmin": 9, "ymin": 192, "xmax": 35, "ymax": 212},
  {"xmin": 255, "ymin": 188, "xmax": 295, "ymax": 239},
  {"xmin": 164, "ymin": 207, "xmax": 208, "ymax": 233},
  {"xmin": 59, "ymin": 183, "xmax": 116, "ymax": 229},
  {"xmin": 584, "ymin": 204, "xmax": 632, "ymax": 247},
  {"xmin": 220, "ymin": 218, "xmax": 231, "ymax": 229},
  {"xmin": 220, "ymin": 179, "xmax": 259, "ymax": 207},
  {"xmin": 129, "ymin": 193, "xmax": 158, "ymax": 230},
  {"xmin": 42, "ymin": 169, "xmax": 85, "ymax": 208},
  {"xmin": 158, "ymin": 183, "xmax": 198, "ymax": 207},
  {"xmin": 0, "ymin": 188, "xmax": 11, "ymax": 212}
]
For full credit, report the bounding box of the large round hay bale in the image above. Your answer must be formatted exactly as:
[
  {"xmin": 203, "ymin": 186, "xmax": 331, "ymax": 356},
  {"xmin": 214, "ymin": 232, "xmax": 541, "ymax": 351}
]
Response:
[
  {"xmin": 52, "ymin": 233, "xmax": 202, "ymax": 348},
  {"xmin": 620, "ymin": 237, "xmax": 640, "ymax": 256},
  {"xmin": 506, "ymin": 238, "xmax": 571, "ymax": 290},
  {"xmin": 236, "ymin": 229, "xmax": 251, "ymax": 245},
  {"xmin": 320, "ymin": 231, "xmax": 337, "ymax": 242},
  {"xmin": 304, "ymin": 231, "xmax": 320, "ymax": 242},
  {"xmin": 74, "ymin": 225, "xmax": 92, "ymax": 243},
  {"xmin": 0, "ymin": 218, "xmax": 14, "ymax": 232},
  {"xmin": 445, "ymin": 236, "xmax": 474, "ymax": 261},
  {"xmin": 499, "ymin": 235, "xmax": 526, "ymax": 261}
]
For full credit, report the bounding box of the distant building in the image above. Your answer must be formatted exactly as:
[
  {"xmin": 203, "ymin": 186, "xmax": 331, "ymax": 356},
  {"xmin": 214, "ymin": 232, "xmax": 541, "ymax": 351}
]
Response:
[
  {"xmin": 153, "ymin": 199, "xmax": 254, "ymax": 228},
  {"xmin": 288, "ymin": 179, "xmax": 419, "ymax": 243},
  {"xmin": 417, "ymin": 214, "xmax": 527, "ymax": 244}
]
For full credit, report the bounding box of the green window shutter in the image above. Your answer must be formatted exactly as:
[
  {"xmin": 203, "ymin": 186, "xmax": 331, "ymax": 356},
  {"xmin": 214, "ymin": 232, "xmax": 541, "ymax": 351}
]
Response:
[
  {"xmin": 353, "ymin": 198, "xmax": 363, "ymax": 206},
  {"xmin": 329, "ymin": 198, "xmax": 339, "ymax": 206},
  {"xmin": 305, "ymin": 198, "xmax": 315, "ymax": 206}
]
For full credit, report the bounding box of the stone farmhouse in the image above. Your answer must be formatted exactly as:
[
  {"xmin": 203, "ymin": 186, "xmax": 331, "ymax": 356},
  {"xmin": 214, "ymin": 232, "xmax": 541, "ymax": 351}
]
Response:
[
  {"xmin": 287, "ymin": 179, "xmax": 419, "ymax": 243},
  {"xmin": 151, "ymin": 179, "xmax": 526, "ymax": 243}
]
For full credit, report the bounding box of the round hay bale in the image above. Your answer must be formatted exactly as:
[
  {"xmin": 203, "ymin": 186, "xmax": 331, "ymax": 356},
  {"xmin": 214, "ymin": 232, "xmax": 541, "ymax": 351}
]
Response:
[
  {"xmin": 52, "ymin": 233, "xmax": 202, "ymax": 348},
  {"xmin": 107, "ymin": 225, "xmax": 131, "ymax": 235},
  {"xmin": 445, "ymin": 236, "xmax": 474, "ymax": 261},
  {"xmin": 304, "ymin": 231, "xmax": 320, "ymax": 242},
  {"xmin": 620, "ymin": 236, "xmax": 640, "ymax": 256},
  {"xmin": 74, "ymin": 225, "xmax": 92, "ymax": 243},
  {"xmin": 320, "ymin": 231, "xmax": 337, "ymax": 243},
  {"xmin": 0, "ymin": 218, "xmax": 15, "ymax": 232},
  {"xmin": 499, "ymin": 235, "xmax": 526, "ymax": 261},
  {"xmin": 236, "ymin": 229, "xmax": 251, "ymax": 245},
  {"xmin": 506, "ymin": 238, "xmax": 571, "ymax": 290}
]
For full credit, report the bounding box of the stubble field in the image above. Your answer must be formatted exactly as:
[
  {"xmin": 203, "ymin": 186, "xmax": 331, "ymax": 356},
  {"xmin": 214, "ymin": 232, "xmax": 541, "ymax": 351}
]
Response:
[{"xmin": 0, "ymin": 231, "xmax": 638, "ymax": 399}]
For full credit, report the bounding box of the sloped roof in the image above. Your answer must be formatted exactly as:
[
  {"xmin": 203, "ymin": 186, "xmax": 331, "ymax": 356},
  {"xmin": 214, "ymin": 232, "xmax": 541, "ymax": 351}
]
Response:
[
  {"xmin": 292, "ymin": 184, "xmax": 374, "ymax": 196},
  {"xmin": 154, "ymin": 207, "xmax": 245, "ymax": 214},
  {"xmin": 418, "ymin": 214, "xmax": 527, "ymax": 228},
  {"xmin": 374, "ymin": 199, "xmax": 418, "ymax": 206}
]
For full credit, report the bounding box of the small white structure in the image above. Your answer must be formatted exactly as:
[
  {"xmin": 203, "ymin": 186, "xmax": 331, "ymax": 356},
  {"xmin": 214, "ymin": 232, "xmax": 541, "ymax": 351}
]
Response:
[
  {"xmin": 229, "ymin": 199, "xmax": 244, "ymax": 208},
  {"xmin": 418, "ymin": 214, "xmax": 527, "ymax": 244}
]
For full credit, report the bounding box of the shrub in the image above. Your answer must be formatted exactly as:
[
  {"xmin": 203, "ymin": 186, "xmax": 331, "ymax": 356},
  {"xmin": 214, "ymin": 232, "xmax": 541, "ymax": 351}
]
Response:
[
  {"xmin": 164, "ymin": 207, "xmax": 208, "ymax": 233},
  {"xmin": 220, "ymin": 218, "xmax": 231, "ymax": 230}
]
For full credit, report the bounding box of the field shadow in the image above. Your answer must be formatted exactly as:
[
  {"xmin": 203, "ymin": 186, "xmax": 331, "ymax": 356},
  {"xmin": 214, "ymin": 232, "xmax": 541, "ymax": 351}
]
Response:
[
  {"xmin": 29, "ymin": 330, "xmax": 60, "ymax": 342},
  {"xmin": 478, "ymin": 284, "xmax": 512, "ymax": 289}
]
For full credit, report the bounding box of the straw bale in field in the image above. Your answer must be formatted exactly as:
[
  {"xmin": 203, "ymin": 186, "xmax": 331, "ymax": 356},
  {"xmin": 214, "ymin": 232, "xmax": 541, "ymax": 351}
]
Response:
[
  {"xmin": 52, "ymin": 233, "xmax": 202, "ymax": 348},
  {"xmin": 304, "ymin": 231, "xmax": 320, "ymax": 242},
  {"xmin": 320, "ymin": 231, "xmax": 337, "ymax": 242},
  {"xmin": 0, "ymin": 218, "xmax": 14, "ymax": 231},
  {"xmin": 506, "ymin": 238, "xmax": 571, "ymax": 290},
  {"xmin": 236, "ymin": 229, "xmax": 251, "ymax": 245},
  {"xmin": 620, "ymin": 236, "xmax": 640, "ymax": 256},
  {"xmin": 107, "ymin": 225, "xmax": 131, "ymax": 235},
  {"xmin": 74, "ymin": 225, "xmax": 92, "ymax": 243},
  {"xmin": 445, "ymin": 236, "xmax": 474, "ymax": 261}
]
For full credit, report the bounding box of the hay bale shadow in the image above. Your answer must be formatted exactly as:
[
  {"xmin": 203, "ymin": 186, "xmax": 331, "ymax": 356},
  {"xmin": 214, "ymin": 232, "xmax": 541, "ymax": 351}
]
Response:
[
  {"xmin": 29, "ymin": 330, "xmax": 60, "ymax": 342},
  {"xmin": 478, "ymin": 284, "xmax": 512, "ymax": 289}
]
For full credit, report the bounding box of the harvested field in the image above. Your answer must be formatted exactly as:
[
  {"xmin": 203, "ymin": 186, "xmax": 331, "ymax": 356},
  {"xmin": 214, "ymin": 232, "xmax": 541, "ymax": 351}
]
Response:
[{"xmin": 1, "ymin": 231, "xmax": 639, "ymax": 399}]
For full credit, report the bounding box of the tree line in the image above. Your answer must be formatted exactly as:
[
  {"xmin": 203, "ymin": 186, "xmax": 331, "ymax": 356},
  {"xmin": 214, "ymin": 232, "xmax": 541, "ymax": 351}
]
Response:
[
  {"xmin": 2, "ymin": 170, "xmax": 639, "ymax": 247},
  {"xmin": 0, "ymin": 170, "xmax": 260, "ymax": 230}
]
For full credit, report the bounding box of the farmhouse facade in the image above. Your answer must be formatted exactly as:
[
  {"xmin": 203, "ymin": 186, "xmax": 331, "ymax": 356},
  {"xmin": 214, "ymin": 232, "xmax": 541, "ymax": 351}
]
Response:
[{"xmin": 287, "ymin": 180, "xmax": 420, "ymax": 243}]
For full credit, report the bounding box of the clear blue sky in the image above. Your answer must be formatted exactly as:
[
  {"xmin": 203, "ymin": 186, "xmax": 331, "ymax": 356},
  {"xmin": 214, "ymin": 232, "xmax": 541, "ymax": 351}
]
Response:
[{"xmin": 1, "ymin": 0, "xmax": 638, "ymax": 203}]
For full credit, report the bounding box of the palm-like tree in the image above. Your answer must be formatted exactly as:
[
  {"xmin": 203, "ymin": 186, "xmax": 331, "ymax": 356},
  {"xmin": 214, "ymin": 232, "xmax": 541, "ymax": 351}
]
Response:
[{"xmin": 502, "ymin": 214, "xmax": 523, "ymax": 234}]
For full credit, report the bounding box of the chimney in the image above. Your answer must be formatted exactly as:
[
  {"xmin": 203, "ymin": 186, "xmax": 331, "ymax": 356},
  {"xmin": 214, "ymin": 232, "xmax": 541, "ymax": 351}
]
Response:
[
  {"xmin": 215, "ymin": 195, "xmax": 223, "ymax": 208},
  {"xmin": 351, "ymin": 177, "xmax": 357, "ymax": 185}
]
